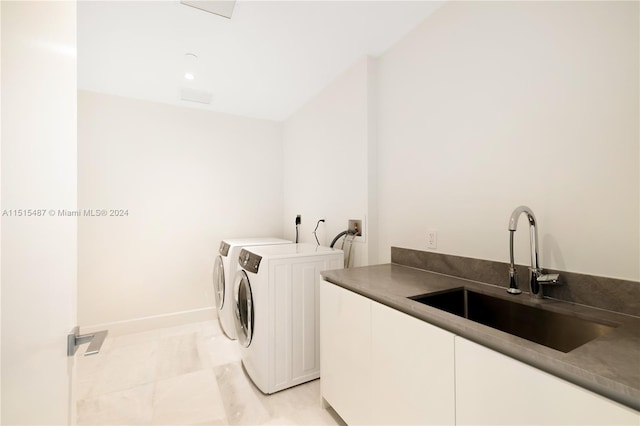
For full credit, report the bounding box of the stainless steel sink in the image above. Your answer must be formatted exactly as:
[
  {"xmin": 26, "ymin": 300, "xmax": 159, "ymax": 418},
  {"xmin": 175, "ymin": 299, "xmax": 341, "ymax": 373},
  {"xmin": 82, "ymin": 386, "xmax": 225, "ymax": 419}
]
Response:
[{"xmin": 409, "ymin": 288, "xmax": 616, "ymax": 353}]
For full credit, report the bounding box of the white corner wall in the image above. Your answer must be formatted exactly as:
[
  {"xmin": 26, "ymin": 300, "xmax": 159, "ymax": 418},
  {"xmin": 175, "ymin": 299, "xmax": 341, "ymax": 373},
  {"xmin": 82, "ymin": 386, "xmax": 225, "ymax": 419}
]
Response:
[
  {"xmin": 78, "ymin": 91, "xmax": 284, "ymax": 332},
  {"xmin": 283, "ymin": 58, "xmax": 377, "ymax": 266},
  {"xmin": 376, "ymin": 1, "xmax": 639, "ymax": 280}
]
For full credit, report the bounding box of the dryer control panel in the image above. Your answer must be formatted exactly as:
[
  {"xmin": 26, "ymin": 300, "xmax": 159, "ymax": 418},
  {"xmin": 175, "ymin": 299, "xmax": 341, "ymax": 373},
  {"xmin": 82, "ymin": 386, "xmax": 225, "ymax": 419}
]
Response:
[
  {"xmin": 238, "ymin": 248, "xmax": 262, "ymax": 273},
  {"xmin": 219, "ymin": 241, "xmax": 230, "ymax": 256}
]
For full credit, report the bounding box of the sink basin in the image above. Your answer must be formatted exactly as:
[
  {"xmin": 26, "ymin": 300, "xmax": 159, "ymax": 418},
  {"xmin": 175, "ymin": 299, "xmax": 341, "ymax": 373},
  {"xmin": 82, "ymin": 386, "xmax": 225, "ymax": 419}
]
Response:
[{"xmin": 409, "ymin": 288, "xmax": 616, "ymax": 353}]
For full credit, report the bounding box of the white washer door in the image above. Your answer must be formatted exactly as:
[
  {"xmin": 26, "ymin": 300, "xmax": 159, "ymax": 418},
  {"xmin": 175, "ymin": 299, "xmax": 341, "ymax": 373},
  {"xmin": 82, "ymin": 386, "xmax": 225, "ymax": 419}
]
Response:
[
  {"xmin": 234, "ymin": 270, "xmax": 254, "ymax": 347},
  {"xmin": 213, "ymin": 255, "xmax": 225, "ymax": 309}
]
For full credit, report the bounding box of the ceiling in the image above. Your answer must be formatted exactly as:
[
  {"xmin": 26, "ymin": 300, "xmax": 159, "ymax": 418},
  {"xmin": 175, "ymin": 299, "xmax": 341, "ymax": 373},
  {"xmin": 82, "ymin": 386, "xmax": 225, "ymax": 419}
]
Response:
[{"xmin": 78, "ymin": 1, "xmax": 444, "ymax": 121}]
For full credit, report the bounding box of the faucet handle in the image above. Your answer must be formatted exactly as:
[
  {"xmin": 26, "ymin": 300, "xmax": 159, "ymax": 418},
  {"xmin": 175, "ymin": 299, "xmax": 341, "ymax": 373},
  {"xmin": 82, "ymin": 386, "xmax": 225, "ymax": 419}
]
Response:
[{"xmin": 538, "ymin": 273, "xmax": 560, "ymax": 285}]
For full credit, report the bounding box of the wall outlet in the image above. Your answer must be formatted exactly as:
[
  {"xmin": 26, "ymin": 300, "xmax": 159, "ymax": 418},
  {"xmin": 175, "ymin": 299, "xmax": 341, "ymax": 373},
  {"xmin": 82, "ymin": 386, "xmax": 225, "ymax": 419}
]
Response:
[{"xmin": 427, "ymin": 230, "xmax": 438, "ymax": 249}]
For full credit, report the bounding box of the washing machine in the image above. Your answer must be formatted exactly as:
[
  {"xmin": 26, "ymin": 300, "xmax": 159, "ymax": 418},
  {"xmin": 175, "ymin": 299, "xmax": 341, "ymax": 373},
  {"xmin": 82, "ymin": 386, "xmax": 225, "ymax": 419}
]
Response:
[
  {"xmin": 233, "ymin": 243, "xmax": 344, "ymax": 394},
  {"xmin": 213, "ymin": 238, "xmax": 290, "ymax": 339}
]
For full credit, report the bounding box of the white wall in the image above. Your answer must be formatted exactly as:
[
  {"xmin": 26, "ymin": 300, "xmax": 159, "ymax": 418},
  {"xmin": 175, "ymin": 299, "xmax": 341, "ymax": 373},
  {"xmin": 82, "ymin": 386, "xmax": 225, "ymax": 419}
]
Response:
[
  {"xmin": 283, "ymin": 58, "xmax": 377, "ymax": 266},
  {"xmin": 376, "ymin": 1, "xmax": 639, "ymax": 280},
  {"xmin": 78, "ymin": 91, "xmax": 283, "ymax": 332}
]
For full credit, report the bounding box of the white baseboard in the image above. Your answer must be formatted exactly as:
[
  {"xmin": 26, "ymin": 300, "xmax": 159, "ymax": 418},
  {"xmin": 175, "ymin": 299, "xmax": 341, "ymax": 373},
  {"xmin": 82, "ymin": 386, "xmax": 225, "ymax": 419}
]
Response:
[{"xmin": 80, "ymin": 307, "xmax": 217, "ymax": 336}]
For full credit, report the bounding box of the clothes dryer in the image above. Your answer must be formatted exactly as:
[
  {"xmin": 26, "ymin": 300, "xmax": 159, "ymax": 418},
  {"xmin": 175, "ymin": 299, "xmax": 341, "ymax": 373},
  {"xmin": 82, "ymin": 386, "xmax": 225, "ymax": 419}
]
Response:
[
  {"xmin": 213, "ymin": 237, "xmax": 290, "ymax": 339},
  {"xmin": 233, "ymin": 243, "xmax": 343, "ymax": 393}
]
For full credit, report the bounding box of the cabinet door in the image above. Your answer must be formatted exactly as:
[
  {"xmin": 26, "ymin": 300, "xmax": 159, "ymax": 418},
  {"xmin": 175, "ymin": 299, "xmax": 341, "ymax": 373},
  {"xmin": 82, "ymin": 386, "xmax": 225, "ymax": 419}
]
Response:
[
  {"xmin": 455, "ymin": 337, "xmax": 640, "ymax": 425},
  {"xmin": 371, "ymin": 301, "xmax": 455, "ymax": 425},
  {"xmin": 320, "ymin": 280, "xmax": 372, "ymax": 425}
]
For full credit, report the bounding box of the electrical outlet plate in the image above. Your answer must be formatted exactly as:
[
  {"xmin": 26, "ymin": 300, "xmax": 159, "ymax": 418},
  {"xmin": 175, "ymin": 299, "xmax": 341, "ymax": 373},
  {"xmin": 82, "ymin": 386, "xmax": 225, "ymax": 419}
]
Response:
[
  {"xmin": 347, "ymin": 217, "xmax": 366, "ymax": 243},
  {"xmin": 427, "ymin": 229, "xmax": 437, "ymax": 249}
]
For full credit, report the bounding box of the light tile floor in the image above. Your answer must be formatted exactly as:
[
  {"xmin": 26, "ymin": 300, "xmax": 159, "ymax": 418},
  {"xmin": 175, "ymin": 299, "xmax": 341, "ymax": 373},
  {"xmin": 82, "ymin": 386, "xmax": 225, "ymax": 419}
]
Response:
[{"xmin": 75, "ymin": 319, "xmax": 343, "ymax": 425}]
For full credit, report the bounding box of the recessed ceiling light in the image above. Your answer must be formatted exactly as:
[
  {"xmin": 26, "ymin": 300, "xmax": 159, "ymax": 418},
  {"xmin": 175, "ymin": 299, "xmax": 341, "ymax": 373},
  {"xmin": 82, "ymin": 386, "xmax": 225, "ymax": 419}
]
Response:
[{"xmin": 184, "ymin": 73, "xmax": 195, "ymax": 80}]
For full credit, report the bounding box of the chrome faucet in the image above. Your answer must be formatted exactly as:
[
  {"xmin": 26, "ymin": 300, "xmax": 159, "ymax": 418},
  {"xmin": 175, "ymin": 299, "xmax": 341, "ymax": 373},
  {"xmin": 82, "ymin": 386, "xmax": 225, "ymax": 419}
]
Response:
[{"xmin": 507, "ymin": 206, "xmax": 560, "ymax": 298}]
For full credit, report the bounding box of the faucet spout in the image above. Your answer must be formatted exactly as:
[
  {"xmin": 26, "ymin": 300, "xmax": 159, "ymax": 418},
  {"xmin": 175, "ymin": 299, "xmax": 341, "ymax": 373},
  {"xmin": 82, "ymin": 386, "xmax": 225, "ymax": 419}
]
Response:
[
  {"xmin": 507, "ymin": 230, "xmax": 520, "ymax": 294},
  {"xmin": 507, "ymin": 206, "xmax": 542, "ymax": 297}
]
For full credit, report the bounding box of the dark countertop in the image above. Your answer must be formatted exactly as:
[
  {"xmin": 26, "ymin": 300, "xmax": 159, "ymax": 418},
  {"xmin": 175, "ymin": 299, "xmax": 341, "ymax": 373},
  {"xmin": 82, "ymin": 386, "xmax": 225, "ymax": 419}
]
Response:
[{"xmin": 321, "ymin": 264, "xmax": 640, "ymax": 411}]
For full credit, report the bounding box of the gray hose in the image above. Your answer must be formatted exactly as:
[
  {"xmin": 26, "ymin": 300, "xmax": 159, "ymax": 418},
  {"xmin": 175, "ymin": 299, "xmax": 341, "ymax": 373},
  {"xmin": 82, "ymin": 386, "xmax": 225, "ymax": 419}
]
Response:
[{"xmin": 330, "ymin": 230, "xmax": 355, "ymax": 248}]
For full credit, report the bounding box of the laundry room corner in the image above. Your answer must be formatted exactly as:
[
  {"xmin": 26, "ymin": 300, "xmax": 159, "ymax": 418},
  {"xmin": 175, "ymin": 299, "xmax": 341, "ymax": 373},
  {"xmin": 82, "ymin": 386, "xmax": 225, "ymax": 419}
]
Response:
[
  {"xmin": 282, "ymin": 57, "xmax": 378, "ymax": 268},
  {"xmin": 77, "ymin": 91, "xmax": 285, "ymax": 334}
]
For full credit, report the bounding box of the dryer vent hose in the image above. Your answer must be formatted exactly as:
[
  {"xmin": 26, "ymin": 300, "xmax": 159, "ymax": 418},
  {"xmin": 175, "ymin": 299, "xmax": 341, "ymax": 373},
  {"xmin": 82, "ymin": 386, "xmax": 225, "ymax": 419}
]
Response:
[
  {"xmin": 330, "ymin": 230, "xmax": 357, "ymax": 268},
  {"xmin": 329, "ymin": 230, "xmax": 354, "ymax": 248}
]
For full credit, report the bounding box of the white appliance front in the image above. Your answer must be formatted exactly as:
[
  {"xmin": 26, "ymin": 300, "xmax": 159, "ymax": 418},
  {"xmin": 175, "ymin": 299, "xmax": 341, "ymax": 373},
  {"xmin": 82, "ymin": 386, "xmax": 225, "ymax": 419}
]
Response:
[
  {"xmin": 213, "ymin": 237, "xmax": 290, "ymax": 339},
  {"xmin": 234, "ymin": 243, "xmax": 344, "ymax": 394}
]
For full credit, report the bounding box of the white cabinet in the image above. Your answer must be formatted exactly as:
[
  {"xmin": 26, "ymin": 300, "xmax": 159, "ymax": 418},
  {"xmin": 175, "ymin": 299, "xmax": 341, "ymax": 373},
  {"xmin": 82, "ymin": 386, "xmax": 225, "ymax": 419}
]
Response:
[
  {"xmin": 321, "ymin": 280, "xmax": 639, "ymax": 425},
  {"xmin": 320, "ymin": 279, "xmax": 372, "ymax": 425},
  {"xmin": 320, "ymin": 279, "xmax": 455, "ymax": 425},
  {"xmin": 371, "ymin": 301, "xmax": 455, "ymax": 425},
  {"xmin": 455, "ymin": 337, "xmax": 640, "ymax": 425}
]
